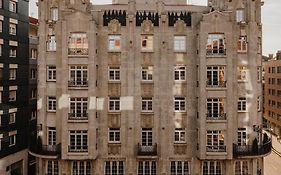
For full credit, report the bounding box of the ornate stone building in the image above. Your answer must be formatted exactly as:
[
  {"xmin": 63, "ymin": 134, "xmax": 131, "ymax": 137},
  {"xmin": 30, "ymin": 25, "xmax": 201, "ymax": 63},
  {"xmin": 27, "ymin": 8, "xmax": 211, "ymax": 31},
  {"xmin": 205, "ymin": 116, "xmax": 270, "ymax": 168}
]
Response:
[{"xmin": 30, "ymin": 0, "xmax": 270, "ymax": 174}]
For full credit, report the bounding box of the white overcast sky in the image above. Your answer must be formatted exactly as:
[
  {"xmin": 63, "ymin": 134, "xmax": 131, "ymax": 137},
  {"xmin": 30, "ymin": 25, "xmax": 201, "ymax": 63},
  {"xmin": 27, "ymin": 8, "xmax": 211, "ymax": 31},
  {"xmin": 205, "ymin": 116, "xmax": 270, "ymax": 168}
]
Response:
[{"xmin": 29, "ymin": 0, "xmax": 281, "ymax": 56}]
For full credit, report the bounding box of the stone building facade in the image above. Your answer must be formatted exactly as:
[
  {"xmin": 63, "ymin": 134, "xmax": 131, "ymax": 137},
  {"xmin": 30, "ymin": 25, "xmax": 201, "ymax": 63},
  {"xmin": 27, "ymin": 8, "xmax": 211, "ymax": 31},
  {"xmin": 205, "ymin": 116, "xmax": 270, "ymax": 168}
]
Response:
[{"xmin": 30, "ymin": 0, "xmax": 270, "ymax": 174}]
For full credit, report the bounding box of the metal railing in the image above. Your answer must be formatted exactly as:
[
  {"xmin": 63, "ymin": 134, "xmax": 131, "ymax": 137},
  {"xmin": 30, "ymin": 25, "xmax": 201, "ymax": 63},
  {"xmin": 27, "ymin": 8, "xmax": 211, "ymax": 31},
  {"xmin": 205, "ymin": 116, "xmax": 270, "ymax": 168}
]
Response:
[
  {"xmin": 68, "ymin": 80, "xmax": 88, "ymax": 87},
  {"xmin": 68, "ymin": 146, "xmax": 88, "ymax": 152},
  {"xmin": 30, "ymin": 144, "xmax": 61, "ymax": 156},
  {"xmin": 68, "ymin": 48, "xmax": 88, "ymax": 56},
  {"xmin": 206, "ymin": 81, "xmax": 227, "ymax": 88},
  {"xmin": 137, "ymin": 143, "xmax": 157, "ymax": 156},
  {"xmin": 233, "ymin": 140, "xmax": 272, "ymax": 157},
  {"xmin": 206, "ymin": 49, "xmax": 226, "ymax": 56},
  {"xmin": 206, "ymin": 145, "xmax": 226, "ymax": 152},
  {"xmin": 206, "ymin": 113, "xmax": 227, "ymax": 120},
  {"xmin": 68, "ymin": 113, "xmax": 88, "ymax": 120}
]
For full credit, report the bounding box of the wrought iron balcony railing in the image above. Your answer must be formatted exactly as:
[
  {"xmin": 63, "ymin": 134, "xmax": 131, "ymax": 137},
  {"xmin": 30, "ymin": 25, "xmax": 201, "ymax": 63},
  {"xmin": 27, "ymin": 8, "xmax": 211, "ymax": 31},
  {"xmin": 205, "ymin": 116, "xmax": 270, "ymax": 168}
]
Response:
[
  {"xmin": 30, "ymin": 144, "xmax": 61, "ymax": 156},
  {"xmin": 233, "ymin": 140, "xmax": 272, "ymax": 157},
  {"xmin": 137, "ymin": 143, "xmax": 157, "ymax": 156},
  {"xmin": 206, "ymin": 113, "xmax": 227, "ymax": 121},
  {"xmin": 206, "ymin": 145, "xmax": 226, "ymax": 152},
  {"xmin": 206, "ymin": 81, "xmax": 227, "ymax": 88},
  {"xmin": 68, "ymin": 113, "xmax": 88, "ymax": 120},
  {"xmin": 68, "ymin": 48, "xmax": 88, "ymax": 56},
  {"xmin": 206, "ymin": 49, "xmax": 226, "ymax": 56},
  {"xmin": 68, "ymin": 80, "xmax": 88, "ymax": 87},
  {"xmin": 68, "ymin": 145, "xmax": 88, "ymax": 153}
]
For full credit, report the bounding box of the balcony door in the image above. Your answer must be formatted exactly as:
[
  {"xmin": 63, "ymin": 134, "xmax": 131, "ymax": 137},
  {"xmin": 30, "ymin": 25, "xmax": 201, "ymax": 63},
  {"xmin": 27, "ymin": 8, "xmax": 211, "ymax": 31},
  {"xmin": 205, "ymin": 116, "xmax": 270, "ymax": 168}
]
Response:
[{"xmin": 142, "ymin": 128, "xmax": 152, "ymax": 146}]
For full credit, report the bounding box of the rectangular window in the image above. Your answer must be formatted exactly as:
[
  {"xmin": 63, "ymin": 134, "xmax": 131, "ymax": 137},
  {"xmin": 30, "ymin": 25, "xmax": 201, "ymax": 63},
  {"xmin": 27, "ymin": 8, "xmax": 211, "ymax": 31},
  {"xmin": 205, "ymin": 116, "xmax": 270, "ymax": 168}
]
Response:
[
  {"xmin": 9, "ymin": 69, "xmax": 16, "ymax": 80},
  {"xmin": 68, "ymin": 33, "xmax": 88, "ymax": 55},
  {"xmin": 206, "ymin": 98, "xmax": 225, "ymax": 120},
  {"xmin": 109, "ymin": 97, "xmax": 120, "ymax": 112},
  {"xmin": 47, "ymin": 66, "xmax": 56, "ymax": 81},
  {"xmin": 9, "ymin": 90, "xmax": 16, "ymax": 101},
  {"xmin": 69, "ymin": 97, "xmax": 88, "ymax": 120},
  {"xmin": 31, "ymin": 49, "xmax": 37, "ymax": 59},
  {"xmin": 206, "ymin": 130, "xmax": 225, "ymax": 152},
  {"xmin": 9, "ymin": 23, "xmax": 17, "ymax": 35},
  {"xmin": 237, "ymin": 66, "xmax": 247, "ymax": 81},
  {"xmin": 235, "ymin": 161, "xmax": 248, "ymax": 175},
  {"xmin": 237, "ymin": 36, "xmax": 247, "ymax": 52},
  {"xmin": 141, "ymin": 66, "xmax": 153, "ymax": 81},
  {"xmin": 237, "ymin": 128, "xmax": 247, "ymax": 146},
  {"xmin": 48, "ymin": 127, "xmax": 56, "ymax": 145},
  {"xmin": 238, "ymin": 97, "xmax": 247, "ymax": 112},
  {"xmin": 206, "ymin": 34, "xmax": 225, "ymax": 55},
  {"xmin": 47, "ymin": 96, "xmax": 56, "ymax": 112},
  {"xmin": 174, "ymin": 36, "xmax": 186, "ymax": 52},
  {"xmin": 236, "ymin": 9, "xmax": 245, "ymax": 23},
  {"xmin": 9, "ymin": 0, "xmax": 17, "ymax": 13},
  {"xmin": 174, "ymin": 128, "xmax": 186, "ymax": 143},
  {"xmin": 206, "ymin": 66, "xmax": 226, "ymax": 87},
  {"xmin": 51, "ymin": 7, "xmax": 58, "ymax": 21},
  {"xmin": 72, "ymin": 161, "xmax": 91, "ymax": 175},
  {"xmin": 142, "ymin": 97, "xmax": 153, "ymax": 112},
  {"xmin": 170, "ymin": 161, "xmax": 190, "ymax": 175},
  {"xmin": 10, "ymin": 47, "xmax": 17, "ymax": 57},
  {"xmin": 203, "ymin": 161, "xmax": 223, "ymax": 175},
  {"xmin": 69, "ymin": 66, "xmax": 88, "ymax": 87},
  {"xmin": 9, "ymin": 113, "xmax": 16, "ymax": 124},
  {"xmin": 0, "ymin": 20, "xmax": 2, "ymax": 32},
  {"xmin": 108, "ymin": 35, "xmax": 121, "ymax": 51},
  {"xmin": 30, "ymin": 69, "xmax": 37, "ymax": 79},
  {"xmin": 104, "ymin": 161, "xmax": 124, "ymax": 175},
  {"xmin": 257, "ymin": 96, "xmax": 261, "ymax": 111},
  {"xmin": 257, "ymin": 67, "xmax": 261, "ymax": 81},
  {"xmin": 141, "ymin": 35, "xmax": 153, "ymax": 52},
  {"xmin": 138, "ymin": 161, "xmax": 156, "ymax": 175},
  {"xmin": 272, "ymin": 67, "xmax": 276, "ymax": 73},
  {"xmin": 47, "ymin": 36, "xmax": 56, "ymax": 51},
  {"xmin": 9, "ymin": 132, "xmax": 16, "ymax": 146},
  {"xmin": 141, "ymin": 128, "xmax": 152, "ymax": 146},
  {"xmin": 0, "ymin": 44, "xmax": 2, "ymax": 56},
  {"xmin": 47, "ymin": 160, "xmax": 59, "ymax": 175},
  {"xmin": 69, "ymin": 130, "xmax": 88, "ymax": 152},
  {"xmin": 174, "ymin": 66, "xmax": 186, "ymax": 81},
  {"xmin": 174, "ymin": 97, "xmax": 186, "ymax": 112},
  {"xmin": 108, "ymin": 128, "xmax": 120, "ymax": 143},
  {"xmin": 108, "ymin": 67, "xmax": 120, "ymax": 81}
]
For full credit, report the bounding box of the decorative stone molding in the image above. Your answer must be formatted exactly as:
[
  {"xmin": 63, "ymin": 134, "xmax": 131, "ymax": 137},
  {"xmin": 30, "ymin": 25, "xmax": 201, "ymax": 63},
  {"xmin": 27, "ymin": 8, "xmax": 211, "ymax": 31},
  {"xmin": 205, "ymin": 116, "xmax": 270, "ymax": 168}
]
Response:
[
  {"xmin": 174, "ymin": 20, "xmax": 186, "ymax": 34},
  {"xmin": 141, "ymin": 20, "xmax": 154, "ymax": 34},
  {"xmin": 108, "ymin": 19, "xmax": 121, "ymax": 34}
]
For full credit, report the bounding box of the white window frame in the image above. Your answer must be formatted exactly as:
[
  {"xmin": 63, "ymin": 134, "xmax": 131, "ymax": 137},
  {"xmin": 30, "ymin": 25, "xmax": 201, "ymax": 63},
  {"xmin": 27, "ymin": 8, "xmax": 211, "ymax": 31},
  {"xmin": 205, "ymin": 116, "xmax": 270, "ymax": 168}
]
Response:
[
  {"xmin": 69, "ymin": 65, "xmax": 88, "ymax": 86},
  {"xmin": 206, "ymin": 130, "xmax": 225, "ymax": 152},
  {"xmin": 238, "ymin": 97, "xmax": 247, "ymax": 112},
  {"xmin": 257, "ymin": 67, "xmax": 261, "ymax": 82},
  {"xmin": 72, "ymin": 161, "xmax": 91, "ymax": 175},
  {"xmin": 236, "ymin": 9, "xmax": 245, "ymax": 23},
  {"xmin": 141, "ymin": 128, "xmax": 153, "ymax": 146},
  {"xmin": 237, "ymin": 128, "xmax": 247, "ymax": 146},
  {"xmin": 47, "ymin": 96, "xmax": 56, "ymax": 112},
  {"xmin": 31, "ymin": 49, "xmax": 37, "ymax": 59},
  {"xmin": 174, "ymin": 36, "xmax": 186, "ymax": 52},
  {"xmin": 9, "ymin": 90, "xmax": 16, "ymax": 101},
  {"xmin": 46, "ymin": 160, "xmax": 59, "ymax": 175},
  {"xmin": 141, "ymin": 35, "xmax": 153, "ymax": 52},
  {"xmin": 170, "ymin": 161, "xmax": 190, "ymax": 175},
  {"xmin": 47, "ymin": 36, "xmax": 56, "ymax": 51},
  {"xmin": 108, "ymin": 128, "xmax": 121, "ymax": 143},
  {"xmin": 9, "ymin": 133, "xmax": 16, "ymax": 146},
  {"xmin": 235, "ymin": 161, "xmax": 249, "ymax": 175},
  {"xmin": 174, "ymin": 97, "xmax": 186, "ymax": 112},
  {"xmin": 202, "ymin": 161, "xmax": 223, "ymax": 175},
  {"xmin": 237, "ymin": 66, "xmax": 248, "ymax": 82},
  {"xmin": 9, "ymin": 47, "xmax": 17, "ymax": 57},
  {"xmin": 142, "ymin": 97, "xmax": 153, "ymax": 112},
  {"xmin": 206, "ymin": 98, "xmax": 225, "ymax": 118},
  {"xmin": 31, "ymin": 69, "xmax": 37, "ymax": 79},
  {"xmin": 9, "ymin": 0, "xmax": 17, "ymax": 13},
  {"xmin": 206, "ymin": 34, "xmax": 225, "ymax": 55},
  {"xmin": 68, "ymin": 33, "xmax": 88, "ymax": 55},
  {"xmin": 138, "ymin": 161, "xmax": 157, "ymax": 175},
  {"xmin": 108, "ymin": 67, "xmax": 120, "ymax": 81},
  {"xmin": 9, "ymin": 113, "xmax": 16, "ymax": 124},
  {"xmin": 108, "ymin": 35, "xmax": 121, "ymax": 51},
  {"xmin": 47, "ymin": 66, "xmax": 56, "ymax": 81},
  {"xmin": 257, "ymin": 96, "xmax": 261, "ymax": 112},
  {"xmin": 141, "ymin": 66, "xmax": 153, "ymax": 81},
  {"xmin": 69, "ymin": 97, "xmax": 88, "ymax": 119},
  {"xmin": 174, "ymin": 128, "xmax": 186, "ymax": 143},
  {"xmin": 104, "ymin": 161, "xmax": 124, "ymax": 175},
  {"xmin": 207, "ymin": 66, "xmax": 225, "ymax": 86},
  {"xmin": 51, "ymin": 7, "xmax": 58, "ymax": 21},
  {"xmin": 9, "ymin": 68, "xmax": 16, "ymax": 80},
  {"xmin": 69, "ymin": 130, "xmax": 88, "ymax": 152},
  {"xmin": 237, "ymin": 36, "xmax": 247, "ymax": 53},
  {"xmin": 48, "ymin": 127, "xmax": 56, "ymax": 145},
  {"xmin": 9, "ymin": 22, "xmax": 16, "ymax": 35},
  {"xmin": 174, "ymin": 66, "xmax": 186, "ymax": 81},
  {"xmin": 108, "ymin": 97, "xmax": 120, "ymax": 112}
]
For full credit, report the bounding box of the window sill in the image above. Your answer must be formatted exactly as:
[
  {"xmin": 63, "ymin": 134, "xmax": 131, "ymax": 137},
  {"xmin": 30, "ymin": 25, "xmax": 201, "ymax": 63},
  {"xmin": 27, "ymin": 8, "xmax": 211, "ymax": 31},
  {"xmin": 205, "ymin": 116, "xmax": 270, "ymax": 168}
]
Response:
[
  {"xmin": 108, "ymin": 80, "xmax": 121, "ymax": 84},
  {"xmin": 68, "ymin": 54, "xmax": 88, "ymax": 58},
  {"xmin": 141, "ymin": 111, "xmax": 154, "ymax": 114},
  {"xmin": 174, "ymin": 51, "xmax": 187, "ymax": 53},
  {"xmin": 238, "ymin": 111, "xmax": 247, "ymax": 113},
  {"xmin": 108, "ymin": 50, "xmax": 121, "ymax": 53},
  {"xmin": 141, "ymin": 50, "xmax": 154, "ymax": 53},
  {"xmin": 174, "ymin": 142, "xmax": 187, "ymax": 145},
  {"xmin": 238, "ymin": 80, "xmax": 247, "ymax": 83},
  {"xmin": 141, "ymin": 80, "xmax": 154, "ymax": 84},
  {"xmin": 206, "ymin": 55, "xmax": 227, "ymax": 58},
  {"xmin": 108, "ymin": 142, "xmax": 121, "ymax": 145},
  {"xmin": 108, "ymin": 111, "xmax": 121, "ymax": 114}
]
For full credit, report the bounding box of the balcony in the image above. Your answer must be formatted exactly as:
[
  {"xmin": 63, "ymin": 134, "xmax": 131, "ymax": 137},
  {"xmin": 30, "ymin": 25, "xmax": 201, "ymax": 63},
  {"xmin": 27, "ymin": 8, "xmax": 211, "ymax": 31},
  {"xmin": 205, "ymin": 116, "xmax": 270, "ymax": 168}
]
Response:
[
  {"xmin": 206, "ymin": 145, "xmax": 226, "ymax": 152},
  {"xmin": 206, "ymin": 113, "xmax": 227, "ymax": 121},
  {"xmin": 137, "ymin": 143, "xmax": 157, "ymax": 156},
  {"xmin": 29, "ymin": 144, "xmax": 61, "ymax": 157},
  {"xmin": 233, "ymin": 140, "xmax": 272, "ymax": 157},
  {"xmin": 68, "ymin": 146, "xmax": 88, "ymax": 153},
  {"xmin": 206, "ymin": 81, "xmax": 227, "ymax": 88},
  {"xmin": 68, "ymin": 48, "xmax": 88, "ymax": 56},
  {"xmin": 68, "ymin": 113, "xmax": 88, "ymax": 121},
  {"xmin": 206, "ymin": 49, "xmax": 226, "ymax": 56},
  {"xmin": 68, "ymin": 81, "xmax": 88, "ymax": 88}
]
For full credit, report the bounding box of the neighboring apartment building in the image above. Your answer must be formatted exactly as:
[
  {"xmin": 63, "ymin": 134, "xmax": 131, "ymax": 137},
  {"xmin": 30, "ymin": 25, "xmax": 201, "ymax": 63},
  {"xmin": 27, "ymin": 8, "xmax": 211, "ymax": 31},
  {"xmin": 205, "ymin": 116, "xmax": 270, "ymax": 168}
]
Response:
[
  {"xmin": 264, "ymin": 51, "xmax": 281, "ymax": 136},
  {"xmin": 28, "ymin": 16, "xmax": 38, "ymax": 175},
  {"xmin": 30, "ymin": 0, "xmax": 270, "ymax": 174},
  {"xmin": 0, "ymin": 0, "xmax": 30, "ymax": 174}
]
